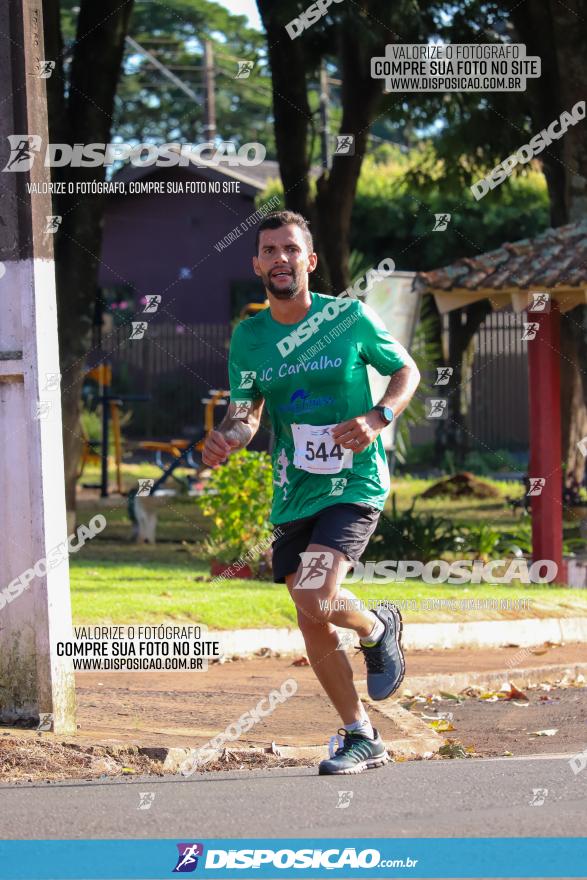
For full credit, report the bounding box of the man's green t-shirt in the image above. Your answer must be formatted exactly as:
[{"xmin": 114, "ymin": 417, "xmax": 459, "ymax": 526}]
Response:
[{"xmin": 228, "ymin": 292, "xmax": 409, "ymax": 525}]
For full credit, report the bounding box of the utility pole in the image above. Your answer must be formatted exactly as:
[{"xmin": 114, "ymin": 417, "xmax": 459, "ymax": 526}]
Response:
[
  {"xmin": 125, "ymin": 36, "xmax": 201, "ymax": 105},
  {"xmin": 203, "ymin": 40, "xmax": 217, "ymax": 142},
  {"xmin": 319, "ymin": 62, "xmax": 330, "ymax": 170},
  {"xmin": 0, "ymin": 0, "xmax": 77, "ymax": 731}
]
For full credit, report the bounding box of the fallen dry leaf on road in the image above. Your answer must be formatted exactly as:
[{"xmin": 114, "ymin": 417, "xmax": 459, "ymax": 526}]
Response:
[
  {"xmin": 291, "ymin": 656, "xmax": 310, "ymax": 667},
  {"xmin": 529, "ymin": 729, "xmax": 558, "ymax": 737},
  {"xmin": 439, "ymin": 691, "xmax": 463, "ymax": 702},
  {"xmin": 427, "ymin": 719, "xmax": 455, "ymax": 732},
  {"xmin": 499, "ymin": 681, "xmax": 529, "ymax": 701},
  {"xmin": 438, "ymin": 740, "xmax": 467, "ymax": 759}
]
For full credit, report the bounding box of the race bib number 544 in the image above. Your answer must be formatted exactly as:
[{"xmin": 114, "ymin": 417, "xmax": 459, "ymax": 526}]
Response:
[{"xmin": 292, "ymin": 423, "xmax": 353, "ymax": 474}]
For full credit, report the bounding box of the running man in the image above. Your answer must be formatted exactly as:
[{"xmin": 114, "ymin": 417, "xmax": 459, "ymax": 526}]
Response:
[{"xmin": 202, "ymin": 211, "xmax": 420, "ymax": 775}]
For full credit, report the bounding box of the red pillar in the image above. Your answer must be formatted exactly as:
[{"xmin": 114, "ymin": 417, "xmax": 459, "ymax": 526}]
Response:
[{"xmin": 526, "ymin": 300, "xmax": 564, "ymax": 580}]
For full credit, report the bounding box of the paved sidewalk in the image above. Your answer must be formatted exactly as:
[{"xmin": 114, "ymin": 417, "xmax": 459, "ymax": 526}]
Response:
[
  {"xmin": 3, "ymin": 642, "xmax": 583, "ymax": 752},
  {"xmin": 1, "ymin": 642, "xmax": 585, "ymax": 775}
]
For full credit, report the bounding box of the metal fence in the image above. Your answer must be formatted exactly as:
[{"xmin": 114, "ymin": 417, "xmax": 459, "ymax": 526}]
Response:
[
  {"xmin": 410, "ymin": 307, "xmax": 529, "ymax": 451},
  {"xmin": 101, "ymin": 322, "xmax": 232, "ymax": 439},
  {"xmin": 469, "ymin": 308, "xmax": 529, "ymax": 450}
]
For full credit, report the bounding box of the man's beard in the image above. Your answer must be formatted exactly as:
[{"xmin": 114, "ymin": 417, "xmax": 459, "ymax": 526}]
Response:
[{"xmin": 265, "ymin": 267, "xmax": 299, "ymax": 299}]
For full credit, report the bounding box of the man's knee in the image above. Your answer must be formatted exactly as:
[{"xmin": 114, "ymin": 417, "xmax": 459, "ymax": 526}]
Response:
[{"xmin": 295, "ymin": 600, "xmax": 331, "ymax": 631}]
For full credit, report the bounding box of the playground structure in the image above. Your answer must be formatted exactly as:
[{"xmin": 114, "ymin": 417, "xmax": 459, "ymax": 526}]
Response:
[{"xmin": 78, "ymin": 363, "xmax": 150, "ymax": 497}]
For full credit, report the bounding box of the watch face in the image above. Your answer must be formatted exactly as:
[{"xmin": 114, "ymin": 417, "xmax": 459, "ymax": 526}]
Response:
[{"xmin": 383, "ymin": 406, "xmax": 394, "ymax": 423}]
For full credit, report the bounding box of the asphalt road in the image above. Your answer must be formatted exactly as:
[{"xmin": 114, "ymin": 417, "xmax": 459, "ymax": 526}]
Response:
[{"xmin": 1, "ymin": 754, "xmax": 585, "ymax": 840}]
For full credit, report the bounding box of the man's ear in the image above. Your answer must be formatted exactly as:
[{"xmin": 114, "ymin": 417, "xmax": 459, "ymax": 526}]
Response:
[
  {"xmin": 252, "ymin": 256, "xmax": 261, "ymax": 277},
  {"xmin": 307, "ymin": 252, "xmax": 318, "ymax": 273}
]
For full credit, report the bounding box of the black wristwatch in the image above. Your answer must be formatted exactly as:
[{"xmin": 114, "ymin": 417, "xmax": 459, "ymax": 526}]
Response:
[{"xmin": 372, "ymin": 405, "xmax": 394, "ymax": 426}]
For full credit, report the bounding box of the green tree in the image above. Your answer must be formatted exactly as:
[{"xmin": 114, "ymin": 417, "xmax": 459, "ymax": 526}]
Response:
[{"xmin": 43, "ymin": 0, "xmax": 274, "ymax": 523}]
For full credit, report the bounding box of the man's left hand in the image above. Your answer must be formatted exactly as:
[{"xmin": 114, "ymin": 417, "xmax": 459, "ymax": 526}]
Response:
[{"xmin": 331, "ymin": 410, "xmax": 385, "ymax": 453}]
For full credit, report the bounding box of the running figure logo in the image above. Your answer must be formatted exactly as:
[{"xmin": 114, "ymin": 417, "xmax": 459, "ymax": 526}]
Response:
[
  {"xmin": 432, "ymin": 213, "xmax": 451, "ymax": 231},
  {"xmin": 173, "ymin": 843, "xmax": 204, "ymax": 872},
  {"xmin": 522, "ymin": 322, "xmax": 539, "ymax": 341},
  {"xmin": 529, "ymin": 788, "xmax": 548, "ymax": 807},
  {"xmin": 426, "ymin": 398, "xmax": 448, "ymax": 419},
  {"xmin": 239, "ymin": 370, "xmax": 256, "ymax": 389},
  {"xmin": 44, "ymin": 215, "xmax": 62, "ymax": 233},
  {"xmin": 296, "ymin": 551, "xmax": 334, "ymax": 589},
  {"xmin": 334, "ymin": 135, "xmax": 355, "ymax": 155},
  {"xmin": 274, "ymin": 448, "xmax": 290, "ymax": 500},
  {"xmin": 130, "ymin": 322, "xmax": 148, "ymax": 340},
  {"xmin": 235, "ymin": 60, "xmax": 254, "ymax": 79},
  {"xmin": 434, "ymin": 367, "xmax": 453, "ymax": 385},
  {"xmin": 143, "ymin": 295, "xmax": 161, "ymax": 313},
  {"xmin": 329, "ymin": 477, "xmax": 347, "ymax": 497},
  {"xmin": 336, "ymin": 790, "xmax": 354, "ymax": 809},
  {"xmin": 527, "ymin": 477, "xmax": 546, "ymax": 496},
  {"xmin": 528, "ymin": 293, "xmax": 550, "ymax": 312},
  {"xmin": 35, "ymin": 60, "xmax": 56, "ymax": 78},
  {"xmin": 3, "ymin": 135, "xmax": 42, "ymax": 172}
]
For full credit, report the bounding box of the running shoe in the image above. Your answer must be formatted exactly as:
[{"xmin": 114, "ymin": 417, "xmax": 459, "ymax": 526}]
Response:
[
  {"xmin": 318, "ymin": 728, "xmax": 388, "ymax": 775},
  {"xmin": 359, "ymin": 601, "xmax": 405, "ymax": 700}
]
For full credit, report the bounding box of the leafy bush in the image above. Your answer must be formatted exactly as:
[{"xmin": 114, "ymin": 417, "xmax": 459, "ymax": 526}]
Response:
[
  {"xmin": 197, "ymin": 450, "xmax": 274, "ymax": 567},
  {"xmin": 371, "ymin": 495, "xmax": 458, "ymax": 562},
  {"xmin": 463, "ymin": 449, "xmax": 520, "ymax": 475},
  {"xmin": 459, "ymin": 523, "xmax": 532, "ymax": 561}
]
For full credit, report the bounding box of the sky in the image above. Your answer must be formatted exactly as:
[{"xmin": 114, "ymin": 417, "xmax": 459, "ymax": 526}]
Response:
[{"xmin": 215, "ymin": 0, "xmax": 263, "ymax": 30}]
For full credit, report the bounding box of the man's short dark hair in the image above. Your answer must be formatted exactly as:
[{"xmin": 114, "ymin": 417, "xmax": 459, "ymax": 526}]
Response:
[{"xmin": 255, "ymin": 211, "xmax": 314, "ymax": 255}]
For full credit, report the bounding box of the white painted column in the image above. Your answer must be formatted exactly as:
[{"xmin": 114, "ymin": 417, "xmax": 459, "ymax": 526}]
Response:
[{"xmin": 0, "ymin": 0, "xmax": 76, "ymax": 732}]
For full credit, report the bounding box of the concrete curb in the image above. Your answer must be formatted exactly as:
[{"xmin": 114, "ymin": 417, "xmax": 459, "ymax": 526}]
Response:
[
  {"xmin": 140, "ymin": 703, "xmax": 442, "ymax": 773},
  {"xmin": 399, "ymin": 662, "xmax": 587, "ymax": 697},
  {"xmin": 212, "ymin": 617, "xmax": 587, "ymax": 655}
]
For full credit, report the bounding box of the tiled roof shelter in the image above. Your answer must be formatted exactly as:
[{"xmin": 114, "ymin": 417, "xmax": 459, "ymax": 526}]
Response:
[{"xmin": 415, "ymin": 221, "xmax": 587, "ymax": 583}]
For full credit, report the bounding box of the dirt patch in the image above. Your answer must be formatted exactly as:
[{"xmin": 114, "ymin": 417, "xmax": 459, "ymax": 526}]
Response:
[
  {"xmin": 403, "ymin": 682, "xmax": 587, "ymax": 759},
  {"xmin": 419, "ymin": 472, "xmax": 501, "ymax": 500}
]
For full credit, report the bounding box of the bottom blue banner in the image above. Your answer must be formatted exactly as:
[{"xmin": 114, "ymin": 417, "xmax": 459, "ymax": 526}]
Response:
[{"xmin": 0, "ymin": 838, "xmax": 585, "ymax": 879}]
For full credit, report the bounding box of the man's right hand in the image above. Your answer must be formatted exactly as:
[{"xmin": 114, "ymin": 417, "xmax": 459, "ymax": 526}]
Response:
[{"xmin": 201, "ymin": 430, "xmax": 240, "ymax": 468}]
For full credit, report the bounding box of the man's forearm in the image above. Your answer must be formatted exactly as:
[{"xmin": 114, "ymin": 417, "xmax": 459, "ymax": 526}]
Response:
[{"xmin": 377, "ymin": 364, "xmax": 420, "ymax": 418}]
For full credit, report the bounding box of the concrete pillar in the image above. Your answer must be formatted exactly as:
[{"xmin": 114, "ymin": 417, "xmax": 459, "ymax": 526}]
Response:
[{"xmin": 0, "ymin": 0, "xmax": 76, "ymax": 732}]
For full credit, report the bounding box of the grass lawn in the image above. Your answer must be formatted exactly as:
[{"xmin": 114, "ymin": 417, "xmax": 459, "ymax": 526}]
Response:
[{"xmin": 70, "ymin": 471, "xmax": 587, "ymax": 628}]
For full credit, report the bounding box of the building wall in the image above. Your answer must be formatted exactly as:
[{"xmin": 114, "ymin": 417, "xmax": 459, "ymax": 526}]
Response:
[{"xmin": 98, "ymin": 169, "xmax": 264, "ymax": 324}]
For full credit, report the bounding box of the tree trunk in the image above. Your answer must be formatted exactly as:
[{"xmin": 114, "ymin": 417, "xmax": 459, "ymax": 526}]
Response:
[
  {"xmin": 314, "ymin": 16, "xmax": 382, "ymax": 294},
  {"xmin": 561, "ymin": 310, "xmax": 587, "ymax": 488},
  {"xmin": 43, "ymin": 0, "xmax": 134, "ymax": 523},
  {"xmin": 256, "ymin": 0, "xmax": 399, "ymax": 294}
]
